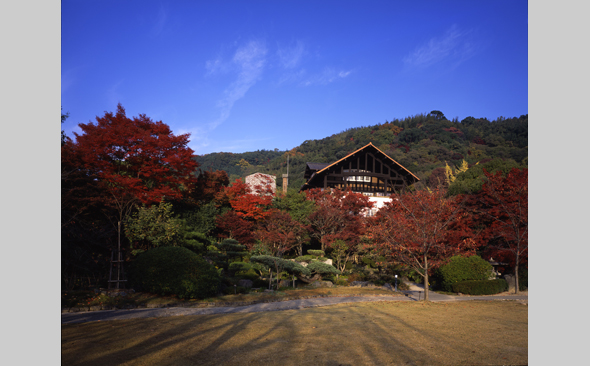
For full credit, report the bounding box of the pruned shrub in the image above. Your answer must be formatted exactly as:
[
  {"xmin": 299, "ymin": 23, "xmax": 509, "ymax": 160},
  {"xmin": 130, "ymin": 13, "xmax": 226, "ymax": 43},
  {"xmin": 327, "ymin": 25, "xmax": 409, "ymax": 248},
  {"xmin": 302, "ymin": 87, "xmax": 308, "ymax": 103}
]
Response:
[
  {"xmin": 307, "ymin": 260, "xmax": 340, "ymax": 276},
  {"xmin": 229, "ymin": 261, "xmax": 251, "ymax": 276},
  {"xmin": 438, "ymin": 255, "xmax": 493, "ymax": 292},
  {"xmin": 307, "ymin": 250, "xmax": 325, "ymax": 257},
  {"xmin": 452, "ymin": 279, "xmax": 508, "ymax": 295},
  {"xmin": 130, "ymin": 246, "xmax": 221, "ymax": 299}
]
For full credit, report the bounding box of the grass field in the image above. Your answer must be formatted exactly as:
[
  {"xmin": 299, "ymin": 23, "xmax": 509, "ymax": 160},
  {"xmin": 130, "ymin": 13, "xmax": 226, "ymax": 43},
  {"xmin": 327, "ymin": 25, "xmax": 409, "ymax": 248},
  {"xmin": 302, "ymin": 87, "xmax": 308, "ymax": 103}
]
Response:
[{"xmin": 62, "ymin": 300, "xmax": 527, "ymax": 365}]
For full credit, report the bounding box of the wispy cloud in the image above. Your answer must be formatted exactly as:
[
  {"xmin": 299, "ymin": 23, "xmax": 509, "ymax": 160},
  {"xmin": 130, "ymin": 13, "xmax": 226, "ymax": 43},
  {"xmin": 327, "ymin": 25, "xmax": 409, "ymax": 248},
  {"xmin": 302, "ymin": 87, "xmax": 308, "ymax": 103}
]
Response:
[
  {"xmin": 207, "ymin": 40, "xmax": 268, "ymax": 130},
  {"xmin": 302, "ymin": 67, "xmax": 353, "ymax": 86},
  {"xmin": 184, "ymin": 125, "xmax": 274, "ymax": 155},
  {"xmin": 403, "ymin": 25, "xmax": 476, "ymax": 69},
  {"xmin": 152, "ymin": 4, "xmax": 168, "ymax": 36},
  {"xmin": 107, "ymin": 80, "xmax": 124, "ymax": 106},
  {"xmin": 277, "ymin": 40, "xmax": 305, "ymax": 69}
]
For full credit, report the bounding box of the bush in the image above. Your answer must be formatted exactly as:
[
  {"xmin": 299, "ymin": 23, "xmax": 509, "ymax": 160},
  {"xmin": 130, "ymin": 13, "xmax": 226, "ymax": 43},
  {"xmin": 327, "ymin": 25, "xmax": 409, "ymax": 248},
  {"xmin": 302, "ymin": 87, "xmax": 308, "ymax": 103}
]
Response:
[
  {"xmin": 519, "ymin": 268, "xmax": 528, "ymax": 290},
  {"xmin": 130, "ymin": 246, "xmax": 221, "ymax": 299},
  {"xmin": 452, "ymin": 279, "xmax": 508, "ymax": 295},
  {"xmin": 334, "ymin": 278, "xmax": 349, "ymax": 286},
  {"xmin": 307, "ymin": 250, "xmax": 325, "ymax": 257},
  {"xmin": 438, "ymin": 255, "xmax": 493, "ymax": 292},
  {"xmin": 307, "ymin": 260, "xmax": 340, "ymax": 276},
  {"xmin": 252, "ymin": 278, "xmax": 267, "ymax": 288}
]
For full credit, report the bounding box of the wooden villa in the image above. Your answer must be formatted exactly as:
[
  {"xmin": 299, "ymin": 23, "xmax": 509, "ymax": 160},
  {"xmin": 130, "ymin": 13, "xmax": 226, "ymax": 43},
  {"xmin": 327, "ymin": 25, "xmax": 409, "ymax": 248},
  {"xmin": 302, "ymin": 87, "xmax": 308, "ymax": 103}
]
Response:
[{"xmin": 300, "ymin": 142, "xmax": 420, "ymax": 196}]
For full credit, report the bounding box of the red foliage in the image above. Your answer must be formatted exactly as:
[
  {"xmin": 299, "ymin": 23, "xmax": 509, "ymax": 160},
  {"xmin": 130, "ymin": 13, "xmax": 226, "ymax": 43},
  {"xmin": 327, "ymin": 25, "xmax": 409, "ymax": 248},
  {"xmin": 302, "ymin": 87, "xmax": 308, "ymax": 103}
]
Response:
[
  {"xmin": 472, "ymin": 137, "xmax": 486, "ymax": 145},
  {"xmin": 70, "ymin": 104, "xmax": 198, "ymax": 207},
  {"xmin": 443, "ymin": 127, "xmax": 464, "ymax": 136},
  {"xmin": 255, "ymin": 209, "xmax": 305, "ymax": 256},
  {"xmin": 367, "ymin": 189, "xmax": 477, "ymax": 300},
  {"xmin": 215, "ymin": 210, "xmax": 255, "ymax": 247},
  {"xmin": 217, "ymin": 178, "xmax": 274, "ymax": 221},
  {"xmin": 194, "ymin": 169, "xmax": 229, "ymax": 203},
  {"xmin": 468, "ymin": 168, "xmax": 528, "ymax": 292},
  {"xmin": 305, "ymin": 188, "xmax": 373, "ymax": 251}
]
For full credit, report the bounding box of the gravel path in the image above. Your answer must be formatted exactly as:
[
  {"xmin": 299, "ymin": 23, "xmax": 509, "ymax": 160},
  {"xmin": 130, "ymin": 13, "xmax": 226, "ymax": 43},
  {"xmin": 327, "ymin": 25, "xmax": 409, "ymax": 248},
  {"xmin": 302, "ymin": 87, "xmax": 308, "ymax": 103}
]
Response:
[
  {"xmin": 61, "ymin": 290, "xmax": 527, "ymax": 325},
  {"xmin": 61, "ymin": 295, "xmax": 408, "ymax": 324}
]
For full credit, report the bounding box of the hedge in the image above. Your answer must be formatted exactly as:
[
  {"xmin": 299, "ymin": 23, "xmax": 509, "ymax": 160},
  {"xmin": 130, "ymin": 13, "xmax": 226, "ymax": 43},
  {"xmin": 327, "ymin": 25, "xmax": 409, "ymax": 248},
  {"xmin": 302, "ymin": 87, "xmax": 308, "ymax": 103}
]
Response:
[
  {"xmin": 452, "ymin": 279, "xmax": 508, "ymax": 295},
  {"xmin": 438, "ymin": 255, "xmax": 493, "ymax": 292},
  {"xmin": 130, "ymin": 246, "xmax": 221, "ymax": 299}
]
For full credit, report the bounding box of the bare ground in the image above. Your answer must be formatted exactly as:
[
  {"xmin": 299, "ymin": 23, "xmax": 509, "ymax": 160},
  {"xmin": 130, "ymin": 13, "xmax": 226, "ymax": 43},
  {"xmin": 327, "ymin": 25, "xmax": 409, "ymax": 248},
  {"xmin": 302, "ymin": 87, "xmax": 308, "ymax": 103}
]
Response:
[{"xmin": 62, "ymin": 300, "xmax": 527, "ymax": 366}]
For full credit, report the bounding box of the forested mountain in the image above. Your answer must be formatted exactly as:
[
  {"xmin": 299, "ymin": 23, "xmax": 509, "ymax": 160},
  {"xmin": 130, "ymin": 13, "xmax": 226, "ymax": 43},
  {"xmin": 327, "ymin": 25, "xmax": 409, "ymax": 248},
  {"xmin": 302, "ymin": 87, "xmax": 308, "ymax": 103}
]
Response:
[{"xmin": 193, "ymin": 111, "xmax": 528, "ymax": 191}]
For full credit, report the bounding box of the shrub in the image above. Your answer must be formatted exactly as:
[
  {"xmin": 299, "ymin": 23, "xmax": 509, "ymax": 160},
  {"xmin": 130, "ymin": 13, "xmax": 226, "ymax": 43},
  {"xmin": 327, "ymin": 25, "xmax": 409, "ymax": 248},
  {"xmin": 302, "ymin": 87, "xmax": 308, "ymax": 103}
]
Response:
[
  {"xmin": 229, "ymin": 261, "xmax": 251, "ymax": 276},
  {"xmin": 335, "ymin": 278, "xmax": 349, "ymax": 286},
  {"xmin": 307, "ymin": 250, "xmax": 325, "ymax": 257},
  {"xmin": 452, "ymin": 279, "xmax": 508, "ymax": 295},
  {"xmin": 307, "ymin": 260, "xmax": 341, "ymax": 276},
  {"xmin": 519, "ymin": 268, "xmax": 528, "ymax": 290},
  {"xmin": 252, "ymin": 278, "xmax": 267, "ymax": 288},
  {"xmin": 438, "ymin": 255, "xmax": 493, "ymax": 292},
  {"xmin": 130, "ymin": 246, "xmax": 221, "ymax": 299}
]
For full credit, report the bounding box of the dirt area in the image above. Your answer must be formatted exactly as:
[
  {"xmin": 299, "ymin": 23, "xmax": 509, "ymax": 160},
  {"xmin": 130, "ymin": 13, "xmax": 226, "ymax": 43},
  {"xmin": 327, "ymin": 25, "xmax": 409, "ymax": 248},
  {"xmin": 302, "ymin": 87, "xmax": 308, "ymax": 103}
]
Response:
[{"xmin": 62, "ymin": 300, "xmax": 528, "ymax": 366}]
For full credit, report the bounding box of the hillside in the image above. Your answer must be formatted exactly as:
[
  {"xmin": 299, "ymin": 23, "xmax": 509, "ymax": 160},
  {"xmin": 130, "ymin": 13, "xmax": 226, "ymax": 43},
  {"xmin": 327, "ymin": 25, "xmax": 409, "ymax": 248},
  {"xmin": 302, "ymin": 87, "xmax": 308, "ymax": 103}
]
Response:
[{"xmin": 193, "ymin": 111, "xmax": 528, "ymax": 191}]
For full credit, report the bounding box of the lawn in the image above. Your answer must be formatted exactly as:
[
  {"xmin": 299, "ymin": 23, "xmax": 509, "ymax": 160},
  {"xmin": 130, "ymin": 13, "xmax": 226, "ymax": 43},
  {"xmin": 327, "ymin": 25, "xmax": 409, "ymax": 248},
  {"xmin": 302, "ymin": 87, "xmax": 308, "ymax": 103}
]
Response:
[{"xmin": 62, "ymin": 300, "xmax": 527, "ymax": 365}]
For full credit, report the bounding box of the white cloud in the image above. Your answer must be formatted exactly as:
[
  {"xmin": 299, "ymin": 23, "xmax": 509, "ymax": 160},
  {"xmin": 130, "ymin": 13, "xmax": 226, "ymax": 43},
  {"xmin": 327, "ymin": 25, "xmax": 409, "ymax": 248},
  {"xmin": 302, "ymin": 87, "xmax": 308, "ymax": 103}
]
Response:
[
  {"xmin": 403, "ymin": 25, "xmax": 476, "ymax": 69},
  {"xmin": 277, "ymin": 40, "xmax": 305, "ymax": 69},
  {"xmin": 302, "ymin": 67, "xmax": 353, "ymax": 86},
  {"xmin": 205, "ymin": 40, "xmax": 268, "ymax": 130}
]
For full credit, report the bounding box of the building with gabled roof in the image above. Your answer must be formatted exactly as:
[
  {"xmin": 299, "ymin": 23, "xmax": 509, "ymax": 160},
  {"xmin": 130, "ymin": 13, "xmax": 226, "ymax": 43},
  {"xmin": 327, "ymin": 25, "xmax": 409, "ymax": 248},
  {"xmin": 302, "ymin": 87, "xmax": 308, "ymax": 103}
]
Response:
[{"xmin": 300, "ymin": 142, "xmax": 419, "ymax": 196}]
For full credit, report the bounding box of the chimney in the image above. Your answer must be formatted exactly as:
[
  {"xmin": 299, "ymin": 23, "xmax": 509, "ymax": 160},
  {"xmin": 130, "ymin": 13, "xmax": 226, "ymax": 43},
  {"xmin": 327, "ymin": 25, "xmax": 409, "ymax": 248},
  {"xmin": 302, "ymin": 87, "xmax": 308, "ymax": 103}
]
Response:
[{"xmin": 282, "ymin": 174, "xmax": 288, "ymax": 193}]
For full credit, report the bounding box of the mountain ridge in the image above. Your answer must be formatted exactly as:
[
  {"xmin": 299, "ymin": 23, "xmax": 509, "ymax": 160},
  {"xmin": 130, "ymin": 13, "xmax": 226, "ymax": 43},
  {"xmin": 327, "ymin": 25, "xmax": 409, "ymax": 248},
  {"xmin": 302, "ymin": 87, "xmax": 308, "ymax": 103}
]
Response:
[{"xmin": 193, "ymin": 111, "xmax": 528, "ymax": 191}]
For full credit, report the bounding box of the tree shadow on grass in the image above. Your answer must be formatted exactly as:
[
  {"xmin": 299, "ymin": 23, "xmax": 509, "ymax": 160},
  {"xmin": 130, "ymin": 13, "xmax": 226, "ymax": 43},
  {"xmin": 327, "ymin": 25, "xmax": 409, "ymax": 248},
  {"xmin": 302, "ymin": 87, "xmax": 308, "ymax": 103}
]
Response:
[{"xmin": 62, "ymin": 301, "xmax": 527, "ymax": 365}]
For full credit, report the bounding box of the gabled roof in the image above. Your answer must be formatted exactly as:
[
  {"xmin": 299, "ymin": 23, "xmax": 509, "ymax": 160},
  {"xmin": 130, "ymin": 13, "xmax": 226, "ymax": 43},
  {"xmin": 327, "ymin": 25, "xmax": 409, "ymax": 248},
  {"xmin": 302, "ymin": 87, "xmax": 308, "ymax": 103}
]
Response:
[
  {"xmin": 301, "ymin": 142, "xmax": 420, "ymax": 191},
  {"xmin": 306, "ymin": 162, "xmax": 330, "ymax": 171},
  {"xmin": 303, "ymin": 162, "xmax": 330, "ymax": 180},
  {"xmin": 315, "ymin": 142, "xmax": 419, "ymax": 180}
]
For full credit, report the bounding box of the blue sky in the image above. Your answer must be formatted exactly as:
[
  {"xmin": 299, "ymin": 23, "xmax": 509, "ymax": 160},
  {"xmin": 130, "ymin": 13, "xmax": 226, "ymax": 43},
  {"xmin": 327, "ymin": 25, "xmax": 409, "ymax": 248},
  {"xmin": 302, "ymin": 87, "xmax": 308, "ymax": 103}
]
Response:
[{"xmin": 61, "ymin": 0, "xmax": 528, "ymax": 155}]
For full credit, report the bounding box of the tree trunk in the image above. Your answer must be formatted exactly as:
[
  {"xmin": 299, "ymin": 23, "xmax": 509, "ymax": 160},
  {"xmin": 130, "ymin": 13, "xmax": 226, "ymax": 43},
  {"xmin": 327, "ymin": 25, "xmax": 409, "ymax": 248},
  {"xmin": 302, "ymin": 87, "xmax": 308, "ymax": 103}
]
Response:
[
  {"xmin": 423, "ymin": 255, "xmax": 429, "ymax": 301},
  {"xmin": 269, "ymin": 268, "xmax": 272, "ymax": 290},
  {"xmin": 514, "ymin": 254, "xmax": 519, "ymax": 294}
]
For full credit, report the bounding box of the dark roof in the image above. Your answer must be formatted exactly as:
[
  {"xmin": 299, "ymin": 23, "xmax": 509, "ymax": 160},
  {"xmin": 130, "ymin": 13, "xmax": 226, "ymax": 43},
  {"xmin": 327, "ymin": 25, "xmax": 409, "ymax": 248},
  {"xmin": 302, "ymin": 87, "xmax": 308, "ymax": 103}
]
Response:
[
  {"xmin": 313, "ymin": 142, "xmax": 420, "ymax": 181},
  {"xmin": 300, "ymin": 142, "xmax": 420, "ymax": 191},
  {"xmin": 304, "ymin": 162, "xmax": 330, "ymax": 180},
  {"xmin": 306, "ymin": 163, "xmax": 330, "ymax": 170}
]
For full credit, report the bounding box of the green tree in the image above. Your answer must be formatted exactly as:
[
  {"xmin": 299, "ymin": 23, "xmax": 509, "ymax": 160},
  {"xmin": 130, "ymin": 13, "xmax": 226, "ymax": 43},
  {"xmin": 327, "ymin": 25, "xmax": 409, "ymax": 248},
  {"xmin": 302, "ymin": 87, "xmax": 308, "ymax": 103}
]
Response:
[
  {"xmin": 447, "ymin": 158, "xmax": 525, "ymax": 196},
  {"xmin": 124, "ymin": 201, "xmax": 183, "ymax": 255}
]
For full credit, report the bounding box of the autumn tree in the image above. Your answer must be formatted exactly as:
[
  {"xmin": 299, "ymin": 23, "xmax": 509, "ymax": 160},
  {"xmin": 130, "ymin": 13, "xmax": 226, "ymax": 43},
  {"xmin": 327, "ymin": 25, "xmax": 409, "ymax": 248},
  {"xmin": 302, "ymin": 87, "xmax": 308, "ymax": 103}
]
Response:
[
  {"xmin": 193, "ymin": 169, "xmax": 229, "ymax": 204},
  {"xmin": 216, "ymin": 178, "xmax": 274, "ymax": 221},
  {"xmin": 305, "ymin": 188, "xmax": 373, "ymax": 252},
  {"xmin": 255, "ymin": 209, "xmax": 305, "ymax": 257},
  {"xmin": 272, "ymin": 190, "xmax": 315, "ymax": 256},
  {"xmin": 468, "ymin": 168, "xmax": 528, "ymax": 293},
  {"xmin": 215, "ymin": 210, "xmax": 256, "ymax": 247},
  {"xmin": 368, "ymin": 189, "xmax": 477, "ymax": 301},
  {"xmin": 63, "ymin": 104, "xmax": 199, "ymax": 285}
]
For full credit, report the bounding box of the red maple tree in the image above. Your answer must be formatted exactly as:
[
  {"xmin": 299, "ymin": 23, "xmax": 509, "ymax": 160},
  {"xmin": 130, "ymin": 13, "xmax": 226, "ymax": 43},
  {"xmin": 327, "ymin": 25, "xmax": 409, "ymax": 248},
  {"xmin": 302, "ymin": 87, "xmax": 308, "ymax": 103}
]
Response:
[
  {"xmin": 368, "ymin": 189, "xmax": 477, "ymax": 301},
  {"xmin": 255, "ymin": 209, "xmax": 306, "ymax": 257},
  {"xmin": 216, "ymin": 178, "xmax": 275, "ymax": 221},
  {"xmin": 215, "ymin": 210, "xmax": 256, "ymax": 247},
  {"xmin": 63, "ymin": 104, "xmax": 199, "ymax": 269},
  {"xmin": 469, "ymin": 168, "xmax": 528, "ymax": 293},
  {"xmin": 192, "ymin": 169, "xmax": 230, "ymax": 204},
  {"xmin": 305, "ymin": 188, "xmax": 373, "ymax": 252}
]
